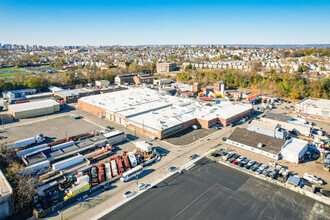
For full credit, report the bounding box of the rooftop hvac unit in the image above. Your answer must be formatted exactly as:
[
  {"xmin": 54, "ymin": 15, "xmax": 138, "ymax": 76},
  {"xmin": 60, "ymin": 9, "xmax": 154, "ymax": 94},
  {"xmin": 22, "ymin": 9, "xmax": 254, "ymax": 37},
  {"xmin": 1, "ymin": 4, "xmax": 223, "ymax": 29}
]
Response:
[{"xmin": 257, "ymin": 143, "xmax": 264, "ymax": 148}]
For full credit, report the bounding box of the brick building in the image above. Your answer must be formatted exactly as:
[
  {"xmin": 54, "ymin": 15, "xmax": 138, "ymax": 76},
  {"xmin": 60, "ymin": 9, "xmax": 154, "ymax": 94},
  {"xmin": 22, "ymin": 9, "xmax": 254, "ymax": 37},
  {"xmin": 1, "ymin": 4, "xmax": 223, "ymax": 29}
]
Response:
[{"xmin": 156, "ymin": 63, "xmax": 177, "ymax": 73}]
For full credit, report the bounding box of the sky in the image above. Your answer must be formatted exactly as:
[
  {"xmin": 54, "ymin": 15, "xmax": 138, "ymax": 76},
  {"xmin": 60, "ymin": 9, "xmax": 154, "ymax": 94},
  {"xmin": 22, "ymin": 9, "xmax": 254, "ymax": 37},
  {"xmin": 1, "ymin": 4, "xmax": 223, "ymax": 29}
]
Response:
[{"xmin": 0, "ymin": 0, "xmax": 329, "ymax": 46}]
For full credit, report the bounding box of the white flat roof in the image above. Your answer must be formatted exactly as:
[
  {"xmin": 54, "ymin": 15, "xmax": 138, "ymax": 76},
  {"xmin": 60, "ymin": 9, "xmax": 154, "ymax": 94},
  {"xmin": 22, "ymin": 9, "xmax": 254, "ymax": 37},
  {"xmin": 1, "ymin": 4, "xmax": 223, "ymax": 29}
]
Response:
[
  {"xmin": 9, "ymin": 99, "xmax": 59, "ymax": 113},
  {"xmin": 281, "ymin": 138, "xmax": 308, "ymax": 154},
  {"xmin": 80, "ymin": 88, "xmax": 252, "ymax": 131},
  {"xmin": 298, "ymin": 98, "xmax": 330, "ymax": 111},
  {"xmin": 249, "ymin": 120, "xmax": 278, "ymax": 131}
]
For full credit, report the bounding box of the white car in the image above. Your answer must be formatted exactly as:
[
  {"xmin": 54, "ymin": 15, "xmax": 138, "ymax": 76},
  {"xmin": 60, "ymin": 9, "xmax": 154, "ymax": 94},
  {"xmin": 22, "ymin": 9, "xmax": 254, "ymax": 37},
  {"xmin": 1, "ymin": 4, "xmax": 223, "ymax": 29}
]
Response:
[
  {"xmin": 236, "ymin": 156, "xmax": 245, "ymax": 162},
  {"xmin": 137, "ymin": 183, "xmax": 147, "ymax": 190},
  {"xmin": 123, "ymin": 191, "xmax": 136, "ymax": 198}
]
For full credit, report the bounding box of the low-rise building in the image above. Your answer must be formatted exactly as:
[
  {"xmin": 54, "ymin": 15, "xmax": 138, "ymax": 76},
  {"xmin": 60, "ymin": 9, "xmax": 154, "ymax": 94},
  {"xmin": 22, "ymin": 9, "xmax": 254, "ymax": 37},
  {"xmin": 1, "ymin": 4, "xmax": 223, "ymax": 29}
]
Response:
[
  {"xmin": 247, "ymin": 120, "xmax": 287, "ymax": 139},
  {"xmin": 156, "ymin": 63, "xmax": 176, "ymax": 73},
  {"xmin": 281, "ymin": 138, "xmax": 308, "ymax": 163},
  {"xmin": 261, "ymin": 112, "xmax": 311, "ymax": 136},
  {"xmin": 54, "ymin": 88, "xmax": 100, "ymax": 103},
  {"xmin": 296, "ymin": 97, "xmax": 330, "ymax": 122},
  {"xmin": 8, "ymin": 99, "xmax": 60, "ymax": 119},
  {"xmin": 95, "ymin": 80, "xmax": 110, "ymax": 88},
  {"xmin": 114, "ymin": 74, "xmax": 137, "ymax": 85},
  {"xmin": 227, "ymin": 128, "xmax": 286, "ymax": 160},
  {"xmin": 133, "ymin": 74, "xmax": 154, "ymax": 84}
]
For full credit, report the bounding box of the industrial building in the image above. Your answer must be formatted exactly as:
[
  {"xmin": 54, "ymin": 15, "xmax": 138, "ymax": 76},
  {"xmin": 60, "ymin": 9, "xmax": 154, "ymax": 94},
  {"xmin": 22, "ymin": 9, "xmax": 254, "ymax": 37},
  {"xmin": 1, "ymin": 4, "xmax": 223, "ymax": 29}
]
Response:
[
  {"xmin": 78, "ymin": 88, "xmax": 252, "ymax": 139},
  {"xmin": 2, "ymin": 89, "xmax": 36, "ymax": 102},
  {"xmin": 247, "ymin": 120, "xmax": 287, "ymax": 139},
  {"xmin": 0, "ymin": 170, "xmax": 14, "ymax": 219},
  {"xmin": 133, "ymin": 74, "xmax": 154, "ymax": 85},
  {"xmin": 261, "ymin": 112, "xmax": 312, "ymax": 136},
  {"xmin": 8, "ymin": 99, "xmax": 60, "ymax": 119},
  {"xmin": 281, "ymin": 138, "xmax": 308, "ymax": 163},
  {"xmin": 296, "ymin": 97, "xmax": 330, "ymax": 122},
  {"xmin": 227, "ymin": 128, "xmax": 286, "ymax": 160},
  {"xmin": 54, "ymin": 88, "xmax": 100, "ymax": 103}
]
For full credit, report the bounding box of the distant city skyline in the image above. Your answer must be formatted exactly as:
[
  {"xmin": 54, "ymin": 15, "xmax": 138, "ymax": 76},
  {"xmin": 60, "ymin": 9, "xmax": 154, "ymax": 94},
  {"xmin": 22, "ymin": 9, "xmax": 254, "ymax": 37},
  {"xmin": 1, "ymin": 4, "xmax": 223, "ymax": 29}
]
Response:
[{"xmin": 1, "ymin": 0, "xmax": 329, "ymax": 46}]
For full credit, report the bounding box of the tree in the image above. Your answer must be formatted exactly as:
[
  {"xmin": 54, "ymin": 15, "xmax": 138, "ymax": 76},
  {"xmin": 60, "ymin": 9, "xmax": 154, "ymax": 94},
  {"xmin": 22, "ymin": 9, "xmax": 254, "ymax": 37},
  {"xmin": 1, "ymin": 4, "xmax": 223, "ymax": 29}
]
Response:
[
  {"xmin": 185, "ymin": 63, "xmax": 193, "ymax": 70},
  {"xmin": 233, "ymin": 55, "xmax": 240, "ymax": 60},
  {"xmin": 298, "ymin": 65, "xmax": 309, "ymax": 72}
]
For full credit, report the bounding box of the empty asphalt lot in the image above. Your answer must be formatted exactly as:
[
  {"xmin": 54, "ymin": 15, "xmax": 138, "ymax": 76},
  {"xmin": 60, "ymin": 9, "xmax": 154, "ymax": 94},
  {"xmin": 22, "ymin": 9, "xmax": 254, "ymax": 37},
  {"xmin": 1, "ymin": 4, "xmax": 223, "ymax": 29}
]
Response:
[{"xmin": 101, "ymin": 158, "xmax": 330, "ymax": 220}]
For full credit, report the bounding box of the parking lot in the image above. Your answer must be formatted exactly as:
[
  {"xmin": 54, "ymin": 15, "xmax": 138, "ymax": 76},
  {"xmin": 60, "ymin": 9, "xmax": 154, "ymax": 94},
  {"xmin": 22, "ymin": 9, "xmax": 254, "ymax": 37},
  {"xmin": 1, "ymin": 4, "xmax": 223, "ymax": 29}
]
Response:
[
  {"xmin": 102, "ymin": 158, "xmax": 330, "ymax": 220},
  {"xmin": 0, "ymin": 115, "xmax": 103, "ymax": 145},
  {"xmin": 212, "ymin": 141, "xmax": 330, "ymax": 191}
]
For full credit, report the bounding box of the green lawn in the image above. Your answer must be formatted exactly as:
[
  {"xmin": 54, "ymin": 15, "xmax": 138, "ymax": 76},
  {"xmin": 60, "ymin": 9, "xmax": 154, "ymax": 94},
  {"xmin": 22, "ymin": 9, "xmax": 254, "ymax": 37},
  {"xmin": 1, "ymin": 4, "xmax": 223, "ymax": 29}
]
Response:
[{"xmin": 0, "ymin": 71, "xmax": 31, "ymax": 78}]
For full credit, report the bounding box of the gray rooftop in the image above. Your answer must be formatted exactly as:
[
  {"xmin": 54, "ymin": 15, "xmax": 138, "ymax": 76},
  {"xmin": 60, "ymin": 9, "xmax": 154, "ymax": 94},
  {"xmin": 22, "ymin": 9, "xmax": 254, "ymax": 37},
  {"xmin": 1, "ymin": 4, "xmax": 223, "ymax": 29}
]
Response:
[
  {"xmin": 263, "ymin": 112, "xmax": 291, "ymax": 122},
  {"xmin": 228, "ymin": 127, "xmax": 286, "ymax": 155}
]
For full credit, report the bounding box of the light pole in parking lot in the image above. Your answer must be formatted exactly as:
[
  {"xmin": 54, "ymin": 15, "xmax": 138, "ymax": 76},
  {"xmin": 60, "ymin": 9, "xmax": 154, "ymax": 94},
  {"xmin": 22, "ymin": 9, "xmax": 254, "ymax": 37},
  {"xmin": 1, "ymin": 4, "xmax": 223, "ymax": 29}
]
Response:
[{"xmin": 177, "ymin": 149, "xmax": 182, "ymax": 171}]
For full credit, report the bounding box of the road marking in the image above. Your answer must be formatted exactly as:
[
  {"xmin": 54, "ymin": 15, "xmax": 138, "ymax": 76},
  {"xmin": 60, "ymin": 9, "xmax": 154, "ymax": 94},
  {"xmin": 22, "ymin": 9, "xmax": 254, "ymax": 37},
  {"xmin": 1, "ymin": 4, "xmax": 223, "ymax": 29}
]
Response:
[{"xmin": 172, "ymin": 186, "xmax": 213, "ymax": 219}]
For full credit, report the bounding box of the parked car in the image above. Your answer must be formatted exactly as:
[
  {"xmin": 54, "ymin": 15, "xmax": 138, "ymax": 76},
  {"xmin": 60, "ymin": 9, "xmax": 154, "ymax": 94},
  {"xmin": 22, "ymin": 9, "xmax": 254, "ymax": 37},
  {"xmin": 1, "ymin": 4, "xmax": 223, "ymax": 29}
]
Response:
[
  {"xmin": 251, "ymin": 166, "xmax": 258, "ymax": 172},
  {"xmin": 168, "ymin": 166, "xmax": 177, "ymax": 172},
  {"xmin": 268, "ymin": 172, "xmax": 276, "ymax": 179},
  {"xmin": 238, "ymin": 161, "xmax": 245, "ymax": 167},
  {"xmin": 228, "ymin": 158, "xmax": 235, "ymax": 163},
  {"xmin": 247, "ymin": 160, "xmax": 255, "ymax": 166},
  {"xmin": 211, "ymin": 152, "xmax": 218, "ymax": 157},
  {"xmin": 256, "ymin": 168, "xmax": 264, "ymax": 174},
  {"xmin": 137, "ymin": 183, "xmax": 147, "ymax": 190},
  {"xmin": 232, "ymin": 160, "xmax": 239, "ymax": 165},
  {"xmin": 123, "ymin": 191, "xmax": 135, "ymax": 198},
  {"xmin": 260, "ymin": 164, "xmax": 268, "ymax": 169},
  {"xmin": 244, "ymin": 164, "xmax": 251, "ymax": 169},
  {"xmin": 237, "ymin": 156, "xmax": 245, "ymax": 162},
  {"xmin": 262, "ymin": 169, "xmax": 270, "ymax": 176},
  {"xmin": 222, "ymin": 137, "xmax": 227, "ymax": 141},
  {"xmin": 189, "ymin": 154, "xmax": 199, "ymax": 160},
  {"xmin": 254, "ymin": 162, "xmax": 260, "ymax": 167}
]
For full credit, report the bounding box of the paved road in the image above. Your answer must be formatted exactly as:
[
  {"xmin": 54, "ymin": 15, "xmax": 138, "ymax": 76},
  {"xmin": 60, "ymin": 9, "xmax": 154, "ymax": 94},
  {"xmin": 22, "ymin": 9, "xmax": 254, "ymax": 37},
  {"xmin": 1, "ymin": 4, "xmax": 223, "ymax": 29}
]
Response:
[{"xmin": 102, "ymin": 158, "xmax": 330, "ymax": 220}]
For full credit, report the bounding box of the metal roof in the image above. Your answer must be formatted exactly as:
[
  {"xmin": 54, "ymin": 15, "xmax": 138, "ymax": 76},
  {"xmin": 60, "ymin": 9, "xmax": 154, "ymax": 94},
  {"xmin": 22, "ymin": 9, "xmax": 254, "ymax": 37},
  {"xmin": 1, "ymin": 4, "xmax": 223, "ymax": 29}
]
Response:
[{"xmin": 8, "ymin": 99, "xmax": 59, "ymax": 113}]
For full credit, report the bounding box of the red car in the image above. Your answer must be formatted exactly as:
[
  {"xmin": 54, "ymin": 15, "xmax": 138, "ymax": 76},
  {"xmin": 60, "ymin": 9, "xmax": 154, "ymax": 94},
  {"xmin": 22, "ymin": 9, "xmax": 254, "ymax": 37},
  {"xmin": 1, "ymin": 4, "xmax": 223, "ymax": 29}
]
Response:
[{"xmin": 232, "ymin": 160, "xmax": 239, "ymax": 165}]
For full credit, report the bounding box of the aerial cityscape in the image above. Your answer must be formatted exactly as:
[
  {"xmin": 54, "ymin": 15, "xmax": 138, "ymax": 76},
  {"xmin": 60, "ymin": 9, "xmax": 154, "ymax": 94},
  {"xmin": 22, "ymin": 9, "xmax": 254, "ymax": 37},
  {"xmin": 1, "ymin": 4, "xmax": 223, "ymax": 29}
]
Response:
[{"xmin": 0, "ymin": 1, "xmax": 329, "ymax": 220}]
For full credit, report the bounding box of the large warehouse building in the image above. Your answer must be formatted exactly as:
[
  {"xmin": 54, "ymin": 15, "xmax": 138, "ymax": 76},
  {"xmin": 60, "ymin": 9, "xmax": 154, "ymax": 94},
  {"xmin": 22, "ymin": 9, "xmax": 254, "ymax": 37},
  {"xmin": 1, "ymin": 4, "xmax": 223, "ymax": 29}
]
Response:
[
  {"xmin": 296, "ymin": 97, "xmax": 330, "ymax": 122},
  {"xmin": 8, "ymin": 99, "xmax": 60, "ymax": 119},
  {"xmin": 78, "ymin": 88, "xmax": 252, "ymax": 139}
]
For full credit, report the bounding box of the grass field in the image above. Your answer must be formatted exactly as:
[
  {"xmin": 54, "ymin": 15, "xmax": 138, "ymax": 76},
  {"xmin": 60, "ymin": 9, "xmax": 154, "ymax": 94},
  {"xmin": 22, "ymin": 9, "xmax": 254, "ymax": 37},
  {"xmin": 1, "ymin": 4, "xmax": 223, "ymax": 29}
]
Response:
[{"xmin": 0, "ymin": 71, "xmax": 31, "ymax": 78}]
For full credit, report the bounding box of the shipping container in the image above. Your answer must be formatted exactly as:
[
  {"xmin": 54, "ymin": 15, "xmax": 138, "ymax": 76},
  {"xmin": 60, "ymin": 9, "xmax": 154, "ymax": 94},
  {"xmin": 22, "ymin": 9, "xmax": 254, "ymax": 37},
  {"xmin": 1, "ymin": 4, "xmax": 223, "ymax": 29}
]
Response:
[
  {"xmin": 110, "ymin": 159, "xmax": 118, "ymax": 176},
  {"xmin": 51, "ymin": 141, "xmax": 74, "ymax": 151},
  {"xmin": 115, "ymin": 155, "xmax": 125, "ymax": 174},
  {"xmin": 122, "ymin": 152, "xmax": 131, "ymax": 170},
  {"xmin": 52, "ymin": 154, "xmax": 84, "ymax": 170},
  {"xmin": 9, "ymin": 134, "xmax": 45, "ymax": 149},
  {"xmin": 18, "ymin": 144, "xmax": 48, "ymax": 158},
  {"xmin": 104, "ymin": 162, "xmax": 112, "ymax": 180},
  {"xmin": 25, "ymin": 160, "xmax": 50, "ymax": 173},
  {"xmin": 201, "ymin": 97, "xmax": 213, "ymax": 101},
  {"xmin": 96, "ymin": 164, "xmax": 105, "ymax": 183}
]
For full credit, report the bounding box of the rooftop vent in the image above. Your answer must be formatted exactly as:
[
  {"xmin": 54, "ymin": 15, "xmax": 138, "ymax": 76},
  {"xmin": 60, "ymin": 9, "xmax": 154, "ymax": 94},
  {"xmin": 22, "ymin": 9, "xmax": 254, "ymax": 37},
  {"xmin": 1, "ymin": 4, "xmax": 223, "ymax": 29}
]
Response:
[{"xmin": 257, "ymin": 143, "xmax": 264, "ymax": 148}]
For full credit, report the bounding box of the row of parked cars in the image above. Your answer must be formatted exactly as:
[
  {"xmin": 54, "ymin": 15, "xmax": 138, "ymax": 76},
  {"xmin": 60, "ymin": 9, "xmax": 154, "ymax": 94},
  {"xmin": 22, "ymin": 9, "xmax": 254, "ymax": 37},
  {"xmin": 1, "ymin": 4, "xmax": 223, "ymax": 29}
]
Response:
[{"xmin": 211, "ymin": 151, "xmax": 289, "ymax": 179}]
